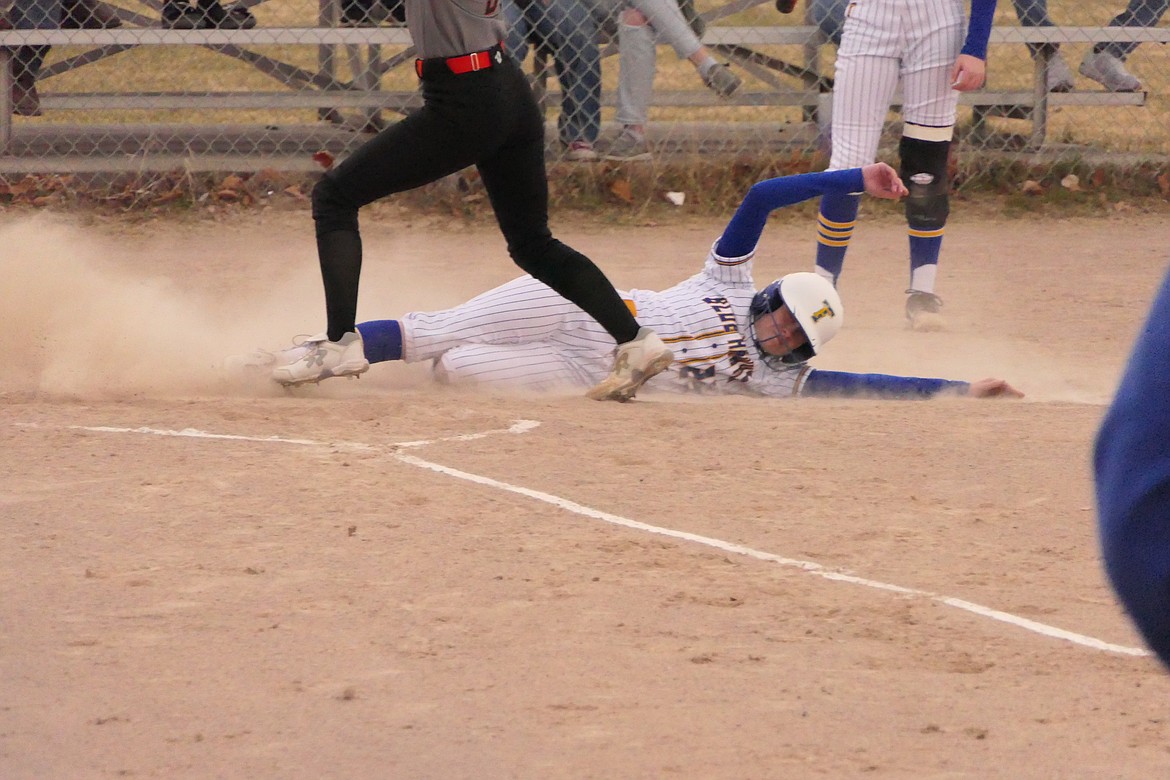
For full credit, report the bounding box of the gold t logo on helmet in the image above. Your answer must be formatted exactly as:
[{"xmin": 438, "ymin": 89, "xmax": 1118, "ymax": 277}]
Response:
[{"xmin": 811, "ymin": 299, "xmax": 836, "ymax": 322}]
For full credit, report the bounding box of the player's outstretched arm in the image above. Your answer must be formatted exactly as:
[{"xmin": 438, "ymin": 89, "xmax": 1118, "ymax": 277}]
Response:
[
  {"xmin": 861, "ymin": 163, "xmax": 908, "ymax": 200},
  {"xmin": 717, "ymin": 168, "xmax": 883, "ymax": 257},
  {"xmin": 800, "ymin": 369, "xmax": 1023, "ymax": 399}
]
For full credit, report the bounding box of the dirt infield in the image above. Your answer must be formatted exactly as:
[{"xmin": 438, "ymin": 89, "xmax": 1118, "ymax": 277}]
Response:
[{"xmin": 3, "ymin": 206, "xmax": 1170, "ymax": 779}]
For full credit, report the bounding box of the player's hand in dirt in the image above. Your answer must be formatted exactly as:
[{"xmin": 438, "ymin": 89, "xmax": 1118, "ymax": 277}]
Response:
[
  {"xmin": 968, "ymin": 378, "xmax": 1025, "ymax": 399},
  {"xmin": 949, "ymin": 54, "xmax": 987, "ymax": 91},
  {"xmin": 861, "ymin": 162, "xmax": 909, "ymax": 200}
]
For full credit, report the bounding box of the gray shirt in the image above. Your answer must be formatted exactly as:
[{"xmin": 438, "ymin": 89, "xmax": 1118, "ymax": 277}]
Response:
[{"xmin": 404, "ymin": 0, "xmax": 508, "ymax": 59}]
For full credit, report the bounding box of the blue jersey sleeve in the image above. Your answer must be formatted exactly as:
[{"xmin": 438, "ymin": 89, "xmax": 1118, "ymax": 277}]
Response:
[
  {"xmin": 1094, "ymin": 264, "xmax": 1170, "ymax": 669},
  {"xmin": 961, "ymin": 0, "xmax": 997, "ymax": 60},
  {"xmin": 801, "ymin": 369, "xmax": 970, "ymax": 399},
  {"xmin": 715, "ymin": 168, "xmax": 865, "ymax": 259}
]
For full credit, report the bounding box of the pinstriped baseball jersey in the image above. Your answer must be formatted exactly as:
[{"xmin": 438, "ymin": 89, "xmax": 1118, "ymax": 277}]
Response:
[{"xmin": 401, "ymin": 244, "xmax": 806, "ymax": 396}]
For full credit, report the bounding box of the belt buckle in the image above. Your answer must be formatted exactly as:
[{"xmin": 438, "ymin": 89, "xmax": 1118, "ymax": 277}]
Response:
[{"xmin": 467, "ymin": 51, "xmax": 485, "ymax": 72}]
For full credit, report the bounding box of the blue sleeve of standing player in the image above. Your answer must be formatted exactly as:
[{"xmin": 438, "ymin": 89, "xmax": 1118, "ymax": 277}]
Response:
[
  {"xmin": 1094, "ymin": 264, "xmax": 1170, "ymax": 670},
  {"xmin": 802, "ymin": 369, "xmax": 970, "ymax": 399},
  {"xmin": 961, "ymin": 0, "xmax": 997, "ymax": 60},
  {"xmin": 715, "ymin": 168, "xmax": 865, "ymax": 258}
]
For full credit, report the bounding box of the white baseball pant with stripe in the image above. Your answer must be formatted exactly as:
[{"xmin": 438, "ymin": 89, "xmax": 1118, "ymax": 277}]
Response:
[{"xmin": 829, "ymin": 0, "xmax": 965, "ymax": 169}]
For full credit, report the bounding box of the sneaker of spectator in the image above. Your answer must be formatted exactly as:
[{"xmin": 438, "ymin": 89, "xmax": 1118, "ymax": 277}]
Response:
[
  {"xmin": 1079, "ymin": 50, "xmax": 1141, "ymax": 92},
  {"xmin": 603, "ymin": 129, "xmax": 652, "ymax": 162},
  {"xmin": 61, "ymin": 0, "xmax": 123, "ymax": 29},
  {"xmin": 161, "ymin": 1, "xmax": 202, "ymax": 28},
  {"xmin": 162, "ymin": 0, "xmax": 255, "ymax": 29},
  {"xmin": 199, "ymin": 0, "xmax": 256, "ymax": 29},
  {"xmin": 701, "ymin": 62, "xmax": 742, "ymax": 98},
  {"xmin": 565, "ymin": 140, "xmax": 599, "ymax": 162}
]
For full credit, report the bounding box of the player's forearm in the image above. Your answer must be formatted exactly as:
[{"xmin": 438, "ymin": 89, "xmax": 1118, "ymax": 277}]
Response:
[
  {"xmin": 1094, "ymin": 265, "xmax": 1170, "ymax": 668},
  {"xmin": 716, "ymin": 169, "xmax": 866, "ymax": 257},
  {"xmin": 961, "ymin": 0, "xmax": 997, "ymax": 60},
  {"xmin": 799, "ymin": 369, "xmax": 970, "ymax": 399}
]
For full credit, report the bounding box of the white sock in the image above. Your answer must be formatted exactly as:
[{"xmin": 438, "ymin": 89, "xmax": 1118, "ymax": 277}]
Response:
[{"xmin": 909, "ymin": 264, "xmax": 937, "ymax": 294}]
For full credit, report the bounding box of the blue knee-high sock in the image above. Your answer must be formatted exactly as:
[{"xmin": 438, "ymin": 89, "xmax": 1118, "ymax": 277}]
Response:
[
  {"xmin": 909, "ymin": 229, "xmax": 944, "ymax": 268},
  {"xmin": 355, "ymin": 319, "xmax": 403, "ymax": 364},
  {"xmin": 815, "ymin": 192, "xmax": 861, "ymax": 285},
  {"xmin": 908, "ymin": 228, "xmax": 944, "ymax": 291}
]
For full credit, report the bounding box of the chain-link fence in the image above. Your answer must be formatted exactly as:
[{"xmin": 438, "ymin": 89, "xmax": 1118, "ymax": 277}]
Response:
[{"xmin": 1, "ymin": 0, "xmax": 1168, "ymax": 191}]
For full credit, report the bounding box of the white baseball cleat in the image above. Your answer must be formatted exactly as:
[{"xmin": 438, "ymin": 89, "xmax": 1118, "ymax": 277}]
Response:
[
  {"xmin": 270, "ymin": 331, "xmax": 370, "ymax": 387},
  {"xmin": 224, "ymin": 335, "xmax": 315, "ymax": 377},
  {"xmin": 586, "ymin": 327, "xmax": 674, "ymax": 402}
]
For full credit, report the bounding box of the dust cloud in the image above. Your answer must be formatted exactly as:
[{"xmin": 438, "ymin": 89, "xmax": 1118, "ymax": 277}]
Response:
[{"xmin": 0, "ymin": 212, "xmax": 1119, "ymax": 405}]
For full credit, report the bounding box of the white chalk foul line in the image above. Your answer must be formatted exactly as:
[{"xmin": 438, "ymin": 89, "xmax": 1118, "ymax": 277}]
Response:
[
  {"xmin": 62, "ymin": 420, "xmax": 541, "ymax": 451},
  {"xmin": 395, "ymin": 451, "xmax": 1148, "ymax": 658},
  {"xmin": 46, "ymin": 419, "xmax": 1147, "ymax": 658}
]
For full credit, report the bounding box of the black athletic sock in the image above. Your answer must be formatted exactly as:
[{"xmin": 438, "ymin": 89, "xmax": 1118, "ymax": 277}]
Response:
[{"xmin": 317, "ymin": 229, "xmax": 362, "ymax": 342}]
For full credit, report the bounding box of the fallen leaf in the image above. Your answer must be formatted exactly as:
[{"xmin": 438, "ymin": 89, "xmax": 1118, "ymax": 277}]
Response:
[
  {"xmin": 1060, "ymin": 174, "xmax": 1080, "ymax": 191},
  {"xmin": 1158, "ymin": 173, "xmax": 1170, "ymax": 197},
  {"xmin": 312, "ymin": 150, "xmax": 335, "ymax": 170},
  {"xmin": 1021, "ymin": 180, "xmax": 1044, "ymax": 195},
  {"xmin": 609, "ymin": 178, "xmax": 633, "ymax": 204}
]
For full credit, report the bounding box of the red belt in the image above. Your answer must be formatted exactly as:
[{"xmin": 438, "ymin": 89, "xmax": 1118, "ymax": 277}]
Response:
[{"xmin": 415, "ymin": 45, "xmax": 503, "ymax": 78}]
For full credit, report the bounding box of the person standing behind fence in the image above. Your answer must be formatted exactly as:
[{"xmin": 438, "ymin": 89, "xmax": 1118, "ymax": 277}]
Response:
[
  {"xmin": 594, "ymin": 0, "xmax": 743, "ymax": 161},
  {"xmin": 503, "ymin": 0, "xmax": 604, "ymax": 161},
  {"xmin": 270, "ymin": 0, "xmax": 675, "ymax": 402},
  {"xmin": 6, "ymin": 0, "xmax": 119, "ymax": 116},
  {"xmin": 1094, "ymin": 263, "xmax": 1170, "ymax": 670},
  {"xmin": 809, "ymin": 0, "xmax": 996, "ymax": 330}
]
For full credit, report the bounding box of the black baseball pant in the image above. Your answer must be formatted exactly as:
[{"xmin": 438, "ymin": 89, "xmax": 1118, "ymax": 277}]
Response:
[{"xmin": 311, "ymin": 52, "xmax": 641, "ymax": 346}]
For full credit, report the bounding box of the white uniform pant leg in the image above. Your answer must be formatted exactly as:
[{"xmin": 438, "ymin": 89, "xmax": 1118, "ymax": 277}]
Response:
[
  {"xmin": 827, "ymin": 53, "xmax": 901, "ymax": 169},
  {"xmin": 435, "ymin": 343, "xmax": 610, "ymax": 391},
  {"xmin": 401, "ymin": 276, "xmax": 610, "ymax": 363},
  {"xmin": 900, "ymin": 63, "xmax": 959, "ymax": 128},
  {"xmin": 899, "ymin": 1, "xmax": 962, "ymax": 129}
]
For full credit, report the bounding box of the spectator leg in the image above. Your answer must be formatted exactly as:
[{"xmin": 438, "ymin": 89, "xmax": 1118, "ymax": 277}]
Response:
[
  {"xmin": 616, "ymin": 18, "xmax": 656, "ymax": 129},
  {"xmin": 1096, "ymin": 0, "xmax": 1170, "ymax": 60}
]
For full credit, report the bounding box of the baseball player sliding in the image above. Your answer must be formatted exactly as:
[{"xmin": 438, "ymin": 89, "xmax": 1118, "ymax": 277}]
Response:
[
  {"xmin": 813, "ymin": 0, "xmax": 997, "ymax": 330},
  {"xmin": 236, "ymin": 165, "xmax": 1021, "ymax": 401}
]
